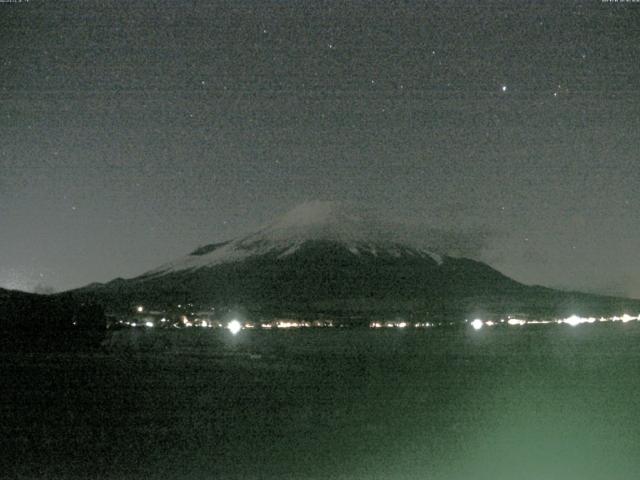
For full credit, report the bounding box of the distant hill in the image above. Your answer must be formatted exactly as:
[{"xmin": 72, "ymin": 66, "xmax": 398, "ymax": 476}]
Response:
[
  {"xmin": 66, "ymin": 201, "xmax": 640, "ymax": 322},
  {"xmin": 0, "ymin": 287, "xmax": 106, "ymax": 350}
]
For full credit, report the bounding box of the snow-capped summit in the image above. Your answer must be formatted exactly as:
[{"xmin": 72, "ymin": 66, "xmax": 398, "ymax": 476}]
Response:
[
  {"xmin": 144, "ymin": 201, "xmax": 440, "ymax": 276},
  {"xmin": 248, "ymin": 200, "xmax": 391, "ymax": 243}
]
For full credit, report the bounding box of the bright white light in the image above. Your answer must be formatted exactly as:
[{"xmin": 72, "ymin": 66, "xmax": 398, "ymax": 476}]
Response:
[
  {"xmin": 507, "ymin": 318, "xmax": 525, "ymax": 326},
  {"xmin": 559, "ymin": 315, "xmax": 596, "ymax": 326},
  {"xmin": 397, "ymin": 322, "xmax": 407, "ymax": 328},
  {"xmin": 564, "ymin": 315, "xmax": 582, "ymax": 327},
  {"xmin": 501, "ymin": 85, "xmax": 508, "ymax": 92},
  {"xmin": 136, "ymin": 306, "xmax": 144, "ymax": 313},
  {"xmin": 145, "ymin": 321, "xmax": 154, "ymax": 328},
  {"xmin": 471, "ymin": 319, "xmax": 483, "ymax": 330},
  {"xmin": 276, "ymin": 321, "xmax": 300, "ymax": 328},
  {"xmin": 621, "ymin": 314, "xmax": 636, "ymax": 323},
  {"xmin": 485, "ymin": 321, "xmax": 495, "ymax": 327},
  {"xmin": 227, "ymin": 319, "xmax": 242, "ymax": 335}
]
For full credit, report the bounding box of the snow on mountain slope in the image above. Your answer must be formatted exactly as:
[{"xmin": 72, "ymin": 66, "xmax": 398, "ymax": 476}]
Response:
[{"xmin": 143, "ymin": 201, "xmax": 442, "ymax": 277}]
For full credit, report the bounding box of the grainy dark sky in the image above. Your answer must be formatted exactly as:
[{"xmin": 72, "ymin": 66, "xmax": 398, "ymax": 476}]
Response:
[{"xmin": 2, "ymin": 0, "xmax": 640, "ymax": 296}]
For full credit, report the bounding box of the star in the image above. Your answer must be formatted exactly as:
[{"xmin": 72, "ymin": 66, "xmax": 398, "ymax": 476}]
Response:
[{"xmin": 501, "ymin": 85, "xmax": 508, "ymax": 92}]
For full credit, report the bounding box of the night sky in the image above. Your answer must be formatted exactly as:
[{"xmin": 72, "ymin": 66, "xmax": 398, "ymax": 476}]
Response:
[{"xmin": 2, "ymin": 1, "xmax": 639, "ymax": 297}]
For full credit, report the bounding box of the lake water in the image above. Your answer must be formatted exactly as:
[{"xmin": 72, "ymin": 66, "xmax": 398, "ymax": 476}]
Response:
[{"xmin": 3, "ymin": 323, "xmax": 640, "ymax": 479}]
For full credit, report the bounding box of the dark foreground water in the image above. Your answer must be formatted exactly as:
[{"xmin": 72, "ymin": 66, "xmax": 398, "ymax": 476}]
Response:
[{"xmin": 3, "ymin": 324, "xmax": 640, "ymax": 479}]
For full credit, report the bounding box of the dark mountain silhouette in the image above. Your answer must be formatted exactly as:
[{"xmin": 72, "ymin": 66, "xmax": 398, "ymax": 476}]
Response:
[
  {"xmin": 66, "ymin": 202, "xmax": 640, "ymax": 322},
  {"xmin": 0, "ymin": 287, "xmax": 106, "ymax": 350}
]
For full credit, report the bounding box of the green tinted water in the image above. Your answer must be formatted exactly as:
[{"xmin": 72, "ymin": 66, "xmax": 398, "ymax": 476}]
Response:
[{"xmin": 2, "ymin": 324, "xmax": 639, "ymax": 479}]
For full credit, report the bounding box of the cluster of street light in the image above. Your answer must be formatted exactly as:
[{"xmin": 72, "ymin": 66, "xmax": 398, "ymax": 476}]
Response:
[
  {"xmin": 469, "ymin": 314, "xmax": 640, "ymax": 330},
  {"xmin": 123, "ymin": 305, "xmax": 640, "ymax": 334}
]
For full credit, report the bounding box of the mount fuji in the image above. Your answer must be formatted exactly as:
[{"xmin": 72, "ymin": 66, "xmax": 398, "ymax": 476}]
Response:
[
  {"xmin": 67, "ymin": 201, "xmax": 640, "ymax": 321},
  {"xmin": 145, "ymin": 201, "xmax": 444, "ymax": 276}
]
